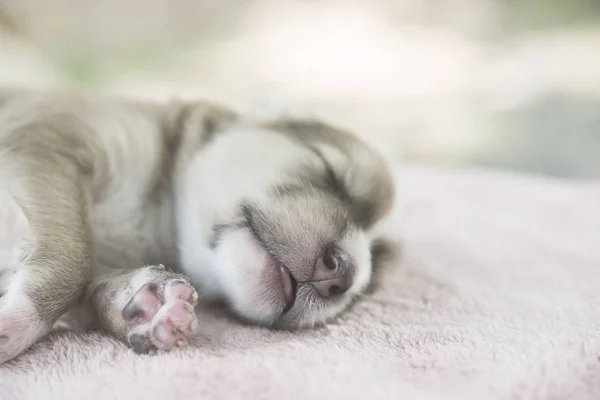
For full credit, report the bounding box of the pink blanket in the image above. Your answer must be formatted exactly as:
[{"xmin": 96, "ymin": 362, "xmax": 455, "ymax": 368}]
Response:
[{"xmin": 1, "ymin": 166, "xmax": 599, "ymax": 400}]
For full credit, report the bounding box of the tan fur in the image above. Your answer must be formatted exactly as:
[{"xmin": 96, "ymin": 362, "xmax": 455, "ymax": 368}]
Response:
[{"xmin": 0, "ymin": 88, "xmax": 396, "ymax": 363}]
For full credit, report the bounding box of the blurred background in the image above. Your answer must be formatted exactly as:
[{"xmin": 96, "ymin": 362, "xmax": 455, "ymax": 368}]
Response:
[{"xmin": 1, "ymin": 0, "xmax": 599, "ymax": 178}]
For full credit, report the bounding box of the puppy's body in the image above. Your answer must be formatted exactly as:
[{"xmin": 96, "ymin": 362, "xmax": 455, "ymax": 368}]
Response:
[{"xmin": 0, "ymin": 89, "xmax": 395, "ymax": 362}]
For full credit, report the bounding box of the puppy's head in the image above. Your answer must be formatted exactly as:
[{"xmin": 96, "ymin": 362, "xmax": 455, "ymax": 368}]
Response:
[{"xmin": 177, "ymin": 109, "xmax": 395, "ymax": 328}]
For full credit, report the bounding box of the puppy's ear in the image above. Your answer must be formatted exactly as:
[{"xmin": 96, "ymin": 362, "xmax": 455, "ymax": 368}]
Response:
[
  {"xmin": 261, "ymin": 118, "xmax": 396, "ymax": 229},
  {"xmin": 164, "ymin": 98, "xmax": 240, "ymax": 152}
]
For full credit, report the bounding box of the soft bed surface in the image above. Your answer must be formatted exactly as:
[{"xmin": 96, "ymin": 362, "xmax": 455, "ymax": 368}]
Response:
[{"xmin": 1, "ymin": 166, "xmax": 599, "ymax": 400}]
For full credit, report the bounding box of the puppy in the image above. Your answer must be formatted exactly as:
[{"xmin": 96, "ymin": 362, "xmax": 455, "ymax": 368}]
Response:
[{"xmin": 0, "ymin": 89, "xmax": 395, "ymax": 362}]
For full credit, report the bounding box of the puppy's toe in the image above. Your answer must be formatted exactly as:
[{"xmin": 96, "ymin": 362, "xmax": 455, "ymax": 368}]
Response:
[
  {"xmin": 165, "ymin": 280, "xmax": 198, "ymax": 305},
  {"xmin": 128, "ymin": 328, "xmax": 155, "ymax": 355}
]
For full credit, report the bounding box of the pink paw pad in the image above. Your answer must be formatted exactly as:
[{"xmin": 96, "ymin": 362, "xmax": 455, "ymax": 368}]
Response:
[
  {"xmin": 121, "ymin": 283, "xmax": 162, "ymax": 322},
  {"xmin": 125, "ymin": 279, "xmax": 198, "ymax": 354},
  {"xmin": 151, "ymin": 303, "xmax": 195, "ymax": 348},
  {"xmin": 165, "ymin": 280, "xmax": 198, "ymax": 304}
]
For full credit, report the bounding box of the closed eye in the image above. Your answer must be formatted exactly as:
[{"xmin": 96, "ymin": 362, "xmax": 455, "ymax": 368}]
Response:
[{"xmin": 208, "ymin": 220, "xmax": 247, "ymax": 249}]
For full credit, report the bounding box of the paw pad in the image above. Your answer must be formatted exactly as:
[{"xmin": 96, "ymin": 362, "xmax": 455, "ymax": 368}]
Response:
[{"xmin": 123, "ymin": 279, "xmax": 198, "ymax": 354}]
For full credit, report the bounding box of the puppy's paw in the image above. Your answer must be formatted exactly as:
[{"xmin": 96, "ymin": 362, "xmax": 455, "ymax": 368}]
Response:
[
  {"xmin": 121, "ymin": 279, "xmax": 199, "ymax": 354},
  {"xmin": 0, "ymin": 294, "xmax": 50, "ymax": 364}
]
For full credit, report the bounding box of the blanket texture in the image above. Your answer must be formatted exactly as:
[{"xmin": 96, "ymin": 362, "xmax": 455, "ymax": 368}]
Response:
[{"xmin": 1, "ymin": 166, "xmax": 599, "ymax": 400}]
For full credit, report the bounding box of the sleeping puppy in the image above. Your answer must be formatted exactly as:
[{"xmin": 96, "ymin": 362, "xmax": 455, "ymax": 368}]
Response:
[{"xmin": 0, "ymin": 89, "xmax": 395, "ymax": 363}]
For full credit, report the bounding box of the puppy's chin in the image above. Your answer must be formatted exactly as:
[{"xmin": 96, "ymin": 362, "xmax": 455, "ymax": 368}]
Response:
[{"xmin": 272, "ymin": 285, "xmax": 356, "ymax": 330}]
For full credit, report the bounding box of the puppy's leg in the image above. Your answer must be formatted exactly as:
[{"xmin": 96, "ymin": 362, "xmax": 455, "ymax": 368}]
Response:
[
  {"xmin": 0, "ymin": 146, "xmax": 90, "ymax": 363},
  {"xmin": 89, "ymin": 265, "xmax": 199, "ymax": 354}
]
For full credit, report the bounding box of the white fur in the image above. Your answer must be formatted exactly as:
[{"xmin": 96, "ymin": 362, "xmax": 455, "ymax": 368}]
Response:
[
  {"xmin": 0, "ymin": 184, "xmax": 30, "ymax": 294},
  {"xmin": 0, "ymin": 90, "xmax": 395, "ymax": 361},
  {"xmin": 176, "ymin": 128, "xmax": 314, "ymax": 289},
  {"xmin": 0, "ymin": 271, "xmax": 50, "ymax": 364}
]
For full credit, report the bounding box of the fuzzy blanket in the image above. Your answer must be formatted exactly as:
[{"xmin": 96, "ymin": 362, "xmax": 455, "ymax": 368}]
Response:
[{"xmin": 1, "ymin": 165, "xmax": 599, "ymax": 400}]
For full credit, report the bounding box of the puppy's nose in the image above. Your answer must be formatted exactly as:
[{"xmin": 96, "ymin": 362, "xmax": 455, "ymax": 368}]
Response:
[{"xmin": 310, "ymin": 247, "xmax": 353, "ymax": 297}]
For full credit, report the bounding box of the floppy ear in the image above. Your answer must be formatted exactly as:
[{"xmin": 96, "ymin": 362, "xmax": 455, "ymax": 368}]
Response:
[
  {"xmin": 260, "ymin": 118, "xmax": 396, "ymax": 229},
  {"xmin": 164, "ymin": 99, "xmax": 240, "ymax": 150}
]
